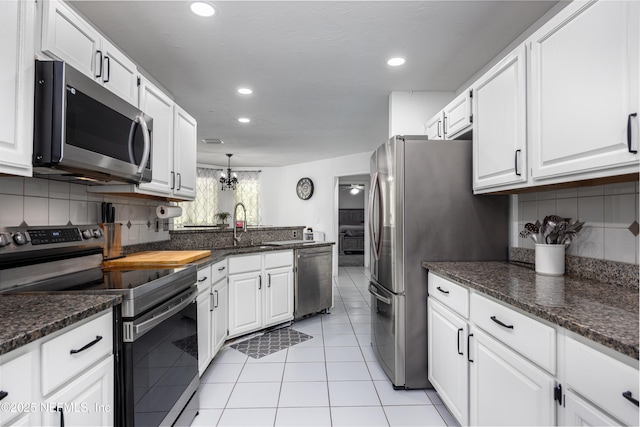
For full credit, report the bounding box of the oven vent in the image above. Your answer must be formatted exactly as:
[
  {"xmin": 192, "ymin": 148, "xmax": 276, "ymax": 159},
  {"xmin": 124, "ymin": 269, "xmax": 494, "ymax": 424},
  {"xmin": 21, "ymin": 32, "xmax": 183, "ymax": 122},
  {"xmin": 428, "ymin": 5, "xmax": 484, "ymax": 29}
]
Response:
[{"xmin": 123, "ymin": 323, "xmax": 134, "ymax": 343}]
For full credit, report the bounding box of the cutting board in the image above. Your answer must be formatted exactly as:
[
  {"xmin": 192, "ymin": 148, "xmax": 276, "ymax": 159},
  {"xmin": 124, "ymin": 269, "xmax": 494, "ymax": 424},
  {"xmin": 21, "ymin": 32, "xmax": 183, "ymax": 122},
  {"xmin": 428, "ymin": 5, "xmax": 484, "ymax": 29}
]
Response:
[{"xmin": 103, "ymin": 250, "xmax": 211, "ymax": 267}]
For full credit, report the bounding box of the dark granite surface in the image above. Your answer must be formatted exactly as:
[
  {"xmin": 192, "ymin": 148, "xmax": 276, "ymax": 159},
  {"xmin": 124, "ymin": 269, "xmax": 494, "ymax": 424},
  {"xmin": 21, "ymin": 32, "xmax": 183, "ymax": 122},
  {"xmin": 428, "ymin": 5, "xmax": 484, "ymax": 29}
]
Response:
[
  {"xmin": 422, "ymin": 261, "xmax": 639, "ymax": 360},
  {"xmin": 0, "ymin": 294, "xmax": 121, "ymax": 356}
]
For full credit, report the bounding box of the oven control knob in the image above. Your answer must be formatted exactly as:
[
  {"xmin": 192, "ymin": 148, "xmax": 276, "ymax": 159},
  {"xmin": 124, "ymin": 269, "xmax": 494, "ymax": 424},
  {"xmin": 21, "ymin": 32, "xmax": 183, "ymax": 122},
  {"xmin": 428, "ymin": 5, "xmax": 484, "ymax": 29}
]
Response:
[
  {"xmin": 92, "ymin": 228, "xmax": 103, "ymax": 238},
  {"xmin": 0, "ymin": 233, "xmax": 11, "ymax": 247},
  {"xmin": 13, "ymin": 232, "xmax": 27, "ymax": 245},
  {"xmin": 82, "ymin": 229, "xmax": 93, "ymax": 239}
]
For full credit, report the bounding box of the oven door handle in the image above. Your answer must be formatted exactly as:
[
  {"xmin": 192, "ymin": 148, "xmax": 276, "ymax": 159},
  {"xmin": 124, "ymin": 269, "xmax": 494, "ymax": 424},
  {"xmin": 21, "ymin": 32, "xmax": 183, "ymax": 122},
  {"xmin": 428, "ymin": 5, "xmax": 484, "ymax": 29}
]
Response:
[{"xmin": 132, "ymin": 289, "xmax": 196, "ymax": 339}]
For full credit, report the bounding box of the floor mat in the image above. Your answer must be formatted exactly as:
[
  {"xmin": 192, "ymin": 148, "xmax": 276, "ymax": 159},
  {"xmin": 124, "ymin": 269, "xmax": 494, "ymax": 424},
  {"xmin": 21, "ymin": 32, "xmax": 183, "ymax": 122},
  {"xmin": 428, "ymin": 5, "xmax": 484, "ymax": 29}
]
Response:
[
  {"xmin": 231, "ymin": 328, "xmax": 312, "ymax": 359},
  {"xmin": 172, "ymin": 333, "xmax": 198, "ymax": 359}
]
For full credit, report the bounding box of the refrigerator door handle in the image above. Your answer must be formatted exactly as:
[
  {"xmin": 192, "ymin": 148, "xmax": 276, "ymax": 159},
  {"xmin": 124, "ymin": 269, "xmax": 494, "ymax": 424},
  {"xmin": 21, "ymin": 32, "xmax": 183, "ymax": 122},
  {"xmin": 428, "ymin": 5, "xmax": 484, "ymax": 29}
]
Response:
[
  {"xmin": 368, "ymin": 172, "xmax": 382, "ymax": 260},
  {"xmin": 368, "ymin": 283, "xmax": 391, "ymax": 304}
]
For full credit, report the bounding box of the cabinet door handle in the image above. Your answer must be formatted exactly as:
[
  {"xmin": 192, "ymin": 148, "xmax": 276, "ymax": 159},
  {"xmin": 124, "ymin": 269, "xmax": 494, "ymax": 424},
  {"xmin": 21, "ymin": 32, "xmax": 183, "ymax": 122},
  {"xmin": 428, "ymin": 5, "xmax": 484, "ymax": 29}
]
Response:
[
  {"xmin": 467, "ymin": 333, "xmax": 474, "ymax": 362},
  {"xmin": 457, "ymin": 328, "xmax": 463, "ymax": 355},
  {"xmin": 95, "ymin": 50, "xmax": 103, "ymax": 78},
  {"xmin": 258, "ymin": 275, "xmax": 262, "ymax": 290},
  {"xmin": 209, "ymin": 292, "xmax": 214, "ymax": 312},
  {"xmin": 268, "ymin": 273, "xmax": 271, "ymax": 287},
  {"xmin": 443, "ymin": 116, "xmax": 448, "ymax": 136},
  {"xmin": 198, "ymin": 276, "xmax": 208, "ymax": 282},
  {"xmin": 171, "ymin": 171, "xmax": 175, "ymax": 190},
  {"xmin": 514, "ymin": 149, "xmax": 521, "ymax": 176},
  {"xmin": 623, "ymin": 391, "xmax": 639, "ymax": 406},
  {"xmin": 437, "ymin": 120, "xmax": 442, "ymax": 138},
  {"xmin": 0, "ymin": 391, "xmax": 7, "ymax": 401},
  {"xmin": 214, "ymin": 290, "xmax": 219, "ymax": 308},
  {"xmin": 628, "ymin": 113, "xmax": 637, "ymax": 154},
  {"xmin": 436, "ymin": 286, "xmax": 449, "ymax": 295},
  {"xmin": 55, "ymin": 405, "xmax": 65, "ymax": 427},
  {"xmin": 218, "ymin": 266, "xmax": 226, "ymax": 271},
  {"xmin": 70, "ymin": 335, "xmax": 103, "ymax": 354},
  {"xmin": 103, "ymin": 56, "xmax": 111, "ymax": 83},
  {"xmin": 490, "ymin": 316, "xmax": 514, "ymax": 329},
  {"xmin": 177, "ymin": 173, "xmax": 182, "ymax": 191}
]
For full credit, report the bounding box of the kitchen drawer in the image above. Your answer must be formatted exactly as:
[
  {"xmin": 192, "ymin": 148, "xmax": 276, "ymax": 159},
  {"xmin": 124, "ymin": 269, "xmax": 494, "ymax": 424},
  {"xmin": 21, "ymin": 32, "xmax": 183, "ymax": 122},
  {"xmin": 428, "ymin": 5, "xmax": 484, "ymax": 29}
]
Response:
[
  {"xmin": 228, "ymin": 254, "xmax": 262, "ymax": 274},
  {"xmin": 211, "ymin": 259, "xmax": 227, "ymax": 283},
  {"xmin": 565, "ymin": 337, "xmax": 639, "ymax": 426},
  {"xmin": 265, "ymin": 250, "xmax": 293, "ymax": 269},
  {"xmin": 197, "ymin": 265, "xmax": 212, "ymax": 294},
  {"xmin": 471, "ymin": 293, "xmax": 555, "ymax": 373},
  {"xmin": 428, "ymin": 272, "xmax": 469, "ymax": 318},
  {"xmin": 41, "ymin": 311, "xmax": 113, "ymax": 396},
  {"xmin": 0, "ymin": 351, "xmax": 34, "ymax": 426}
]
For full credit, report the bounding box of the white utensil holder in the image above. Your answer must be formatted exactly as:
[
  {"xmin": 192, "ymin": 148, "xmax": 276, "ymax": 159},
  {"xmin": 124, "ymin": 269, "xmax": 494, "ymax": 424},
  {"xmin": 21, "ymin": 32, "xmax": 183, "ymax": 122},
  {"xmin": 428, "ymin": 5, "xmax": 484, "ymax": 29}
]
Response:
[{"xmin": 535, "ymin": 243, "xmax": 566, "ymax": 276}]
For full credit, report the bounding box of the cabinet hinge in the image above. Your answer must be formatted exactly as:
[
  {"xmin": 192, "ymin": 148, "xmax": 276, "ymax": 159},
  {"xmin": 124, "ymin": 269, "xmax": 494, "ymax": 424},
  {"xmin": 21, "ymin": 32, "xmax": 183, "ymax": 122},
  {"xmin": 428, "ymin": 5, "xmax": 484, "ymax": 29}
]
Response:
[
  {"xmin": 137, "ymin": 76, "xmax": 141, "ymax": 87},
  {"xmin": 469, "ymin": 114, "xmax": 473, "ymax": 124},
  {"xmin": 554, "ymin": 384, "xmax": 563, "ymax": 406},
  {"xmin": 469, "ymin": 89, "xmax": 473, "ymax": 98}
]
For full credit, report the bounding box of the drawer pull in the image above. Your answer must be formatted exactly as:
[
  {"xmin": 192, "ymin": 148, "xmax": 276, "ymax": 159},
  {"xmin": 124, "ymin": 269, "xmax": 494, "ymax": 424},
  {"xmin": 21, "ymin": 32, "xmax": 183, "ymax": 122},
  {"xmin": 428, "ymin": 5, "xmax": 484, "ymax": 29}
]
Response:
[
  {"xmin": 56, "ymin": 406, "xmax": 65, "ymax": 427},
  {"xmin": 490, "ymin": 316, "xmax": 514, "ymax": 329},
  {"xmin": 436, "ymin": 286, "xmax": 449, "ymax": 294},
  {"xmin": 218, "ymin": 266, "xmax": 226, "ymax": 271},
  {"xmin": 623, "ymin": 391, "xmax": 639, "ymax": 407},
  {"xmin": 467, "ymin": 333, "xmax": 474, "ymax": 362},
  {"xmin": 198, "ymin": 276, "xmax": 208, "ymax": 282},
  {"xmin": 457, "ymin": 328, "xmax": 463, "ymax": 355},
  {"xmin": 70, "ymin": 335, "xmax": 103, "ymax": 354},
  {"xmin": 0, "ymin": 391, "xmax": 7, "ymax": 401}
]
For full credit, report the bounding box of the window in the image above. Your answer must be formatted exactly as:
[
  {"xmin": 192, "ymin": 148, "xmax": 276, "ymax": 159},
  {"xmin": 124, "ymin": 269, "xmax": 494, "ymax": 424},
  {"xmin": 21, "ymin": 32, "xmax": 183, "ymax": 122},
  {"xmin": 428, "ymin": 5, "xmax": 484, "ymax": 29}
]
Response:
[{"xmin": 174, "ymin": 168, "xmax": 261, "ymax": 226}]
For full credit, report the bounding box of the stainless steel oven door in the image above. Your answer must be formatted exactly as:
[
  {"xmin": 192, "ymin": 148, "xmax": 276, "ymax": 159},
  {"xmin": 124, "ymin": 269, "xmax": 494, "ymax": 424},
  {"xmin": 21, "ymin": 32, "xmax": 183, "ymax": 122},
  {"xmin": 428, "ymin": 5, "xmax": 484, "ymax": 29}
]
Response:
[
  {"xmin": 122, "ymin": 286, "xmax": 199, "ymax": 427},
  {"xmin": 369, "ymin": 281, "xmax": 405, "ymax": 388}
]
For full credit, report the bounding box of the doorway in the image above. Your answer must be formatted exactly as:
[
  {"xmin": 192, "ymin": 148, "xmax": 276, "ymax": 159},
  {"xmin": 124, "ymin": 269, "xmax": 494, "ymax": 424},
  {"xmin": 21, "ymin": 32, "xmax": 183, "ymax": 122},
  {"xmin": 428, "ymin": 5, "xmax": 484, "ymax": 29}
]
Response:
[{"xmin": 337, "ymin": 174, "xmax": 368, "ymax": 267}]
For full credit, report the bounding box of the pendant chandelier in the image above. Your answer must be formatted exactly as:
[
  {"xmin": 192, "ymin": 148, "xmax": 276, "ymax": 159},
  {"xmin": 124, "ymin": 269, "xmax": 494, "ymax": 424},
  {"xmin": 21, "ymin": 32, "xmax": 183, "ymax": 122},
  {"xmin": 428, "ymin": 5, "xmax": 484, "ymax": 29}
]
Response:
[{"xmin": 220, "ymin": 153, "xmax": 238, "ymax": 191}]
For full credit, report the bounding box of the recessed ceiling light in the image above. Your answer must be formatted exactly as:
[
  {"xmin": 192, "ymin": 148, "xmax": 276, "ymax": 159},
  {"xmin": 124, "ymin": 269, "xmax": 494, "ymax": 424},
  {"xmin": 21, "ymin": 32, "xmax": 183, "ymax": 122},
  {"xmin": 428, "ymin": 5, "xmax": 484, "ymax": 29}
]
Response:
[
  {"xmin": 190, "ymin": 1, "xmax": 215, "ymax": 17},
  {"xmin": 387, "ymin": 57, "xmax": 406, "ymax": 67},
  {"xmin": 238, "ymin": 117, "xmax": 250, "ymax": 123},
  {"xmin": 237, "ymin": 88, "xmax": 253, "ymax": 95}
]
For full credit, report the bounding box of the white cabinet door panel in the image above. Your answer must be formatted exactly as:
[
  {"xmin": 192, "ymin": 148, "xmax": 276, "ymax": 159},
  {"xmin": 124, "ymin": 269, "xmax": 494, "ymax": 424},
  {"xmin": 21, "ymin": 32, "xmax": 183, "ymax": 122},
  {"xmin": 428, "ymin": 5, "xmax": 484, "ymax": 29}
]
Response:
[
  {"xmin": 444, "ymin": 90, "xmax": 472, "ymax": 139},
  {"xmin": 530, "ymin": 0, "xmax": 640, "ymax": 180},
  {"xmin": 41, "ymin": 0, "xmax": 100, "ymax": 79},
  {"xmin": 173, "ymin": 105, "xmax": 197, "ymax": 200},
  {"xmin": 101, "ymin": 39, "xmax": 138, "ymax": 106},
  {"xmin": 228, "ymin": 272, "xmax": 262, "ymax": 337},
  {"xmin": 426, "ymin": 113, "xmax": 443, "ymax": 140},
  {"xmin": 469, "ymin": 329, "xmax": 555, "ymax": 426},
  {"xmin": 563, "ymin": 390, "xmax": 621, "ymax": 426},
  {"xmin": 212, "ymin": 279, "xmax": 228, "ymax": 354},
  {"xmin": 264, "ymin": 267, "xmax": 293, "ymax": 327},
  {"xmin": 197, "ymin": 291, "xmax": 212, "ymax": 376},
  {"xmin": 473, "ymin": 45, "xmax": 527, "ymax": 192}
]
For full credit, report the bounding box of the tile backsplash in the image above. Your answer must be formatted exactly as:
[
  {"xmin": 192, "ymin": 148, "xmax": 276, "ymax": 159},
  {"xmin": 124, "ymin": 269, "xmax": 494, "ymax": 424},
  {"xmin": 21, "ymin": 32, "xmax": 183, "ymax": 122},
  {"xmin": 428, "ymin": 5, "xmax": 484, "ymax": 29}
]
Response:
[
  {"xmin": 0, "ymin": 176, "xmax": 170, "ymax": 246},
  {"xmin": 517, "ymin": 181, "xmax": 639, "ymax": 264}
]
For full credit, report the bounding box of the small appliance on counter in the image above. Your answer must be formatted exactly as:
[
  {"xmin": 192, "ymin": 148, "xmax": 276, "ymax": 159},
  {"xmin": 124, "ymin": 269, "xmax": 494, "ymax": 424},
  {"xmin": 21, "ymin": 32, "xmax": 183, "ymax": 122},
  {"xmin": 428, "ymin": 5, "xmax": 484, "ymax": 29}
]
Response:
[{"xmin": 303, "ymin": 228, "xmax": 324, "ymax": 241}]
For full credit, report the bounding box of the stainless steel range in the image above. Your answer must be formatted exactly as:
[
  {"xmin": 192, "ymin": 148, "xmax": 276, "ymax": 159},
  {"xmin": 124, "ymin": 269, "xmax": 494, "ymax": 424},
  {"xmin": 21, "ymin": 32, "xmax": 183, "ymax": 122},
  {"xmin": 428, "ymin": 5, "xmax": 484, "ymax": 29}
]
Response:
[{"xmin": 0, "ymin": 225, "xmax": 200, "ymax": 427}]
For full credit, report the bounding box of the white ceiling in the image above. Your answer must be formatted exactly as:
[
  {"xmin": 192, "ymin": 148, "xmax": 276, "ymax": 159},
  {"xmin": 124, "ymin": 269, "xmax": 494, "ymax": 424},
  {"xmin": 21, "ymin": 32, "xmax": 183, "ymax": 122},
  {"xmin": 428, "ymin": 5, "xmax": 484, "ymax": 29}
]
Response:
[{"xmin": 70, "ymin": 1, "xmax": 557, "ymax": 167}]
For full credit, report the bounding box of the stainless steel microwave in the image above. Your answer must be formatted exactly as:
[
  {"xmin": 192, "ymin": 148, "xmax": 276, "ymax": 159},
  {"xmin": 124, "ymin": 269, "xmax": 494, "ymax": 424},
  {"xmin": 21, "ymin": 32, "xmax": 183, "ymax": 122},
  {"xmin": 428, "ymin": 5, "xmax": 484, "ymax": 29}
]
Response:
[{"xmin": 33, "ymin": 60, "xmax": 153, "ymax": 184}]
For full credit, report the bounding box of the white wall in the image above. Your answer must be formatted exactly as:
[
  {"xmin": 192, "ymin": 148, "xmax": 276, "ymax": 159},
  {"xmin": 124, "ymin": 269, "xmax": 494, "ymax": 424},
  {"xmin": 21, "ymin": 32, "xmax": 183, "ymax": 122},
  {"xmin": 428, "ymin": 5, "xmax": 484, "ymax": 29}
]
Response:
[
  {"xmin": 388, "ymin": 91, "xmax": 454, "ymax": 137},
  {"xmin": 260, "ymin": 151, "xmax": 371, "ymax": 275}
]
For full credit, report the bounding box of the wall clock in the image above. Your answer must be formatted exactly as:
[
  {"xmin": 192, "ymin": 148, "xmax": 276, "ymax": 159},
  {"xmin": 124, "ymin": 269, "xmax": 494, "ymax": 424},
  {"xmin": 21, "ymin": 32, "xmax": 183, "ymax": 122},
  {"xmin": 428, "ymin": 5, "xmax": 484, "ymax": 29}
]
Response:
[{"xmin": 296, "ymin": 177, "xmax": 314, "ymax": 200}]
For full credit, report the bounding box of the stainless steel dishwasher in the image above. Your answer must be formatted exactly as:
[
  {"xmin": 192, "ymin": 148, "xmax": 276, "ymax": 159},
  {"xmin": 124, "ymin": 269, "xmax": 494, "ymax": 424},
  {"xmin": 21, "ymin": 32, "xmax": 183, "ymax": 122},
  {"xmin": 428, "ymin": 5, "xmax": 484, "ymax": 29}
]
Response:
[{"xmin": 294, "ymin": 246, "xmax": 333, "ymax": 319}]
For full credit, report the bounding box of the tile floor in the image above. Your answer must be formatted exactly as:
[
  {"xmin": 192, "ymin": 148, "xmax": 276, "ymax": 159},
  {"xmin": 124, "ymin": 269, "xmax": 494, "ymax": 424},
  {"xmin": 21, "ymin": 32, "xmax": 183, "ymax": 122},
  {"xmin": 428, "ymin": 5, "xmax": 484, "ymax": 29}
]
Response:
[{"xmin": 191, "ymin": 266, "xmax": 459, "ymax": 427}]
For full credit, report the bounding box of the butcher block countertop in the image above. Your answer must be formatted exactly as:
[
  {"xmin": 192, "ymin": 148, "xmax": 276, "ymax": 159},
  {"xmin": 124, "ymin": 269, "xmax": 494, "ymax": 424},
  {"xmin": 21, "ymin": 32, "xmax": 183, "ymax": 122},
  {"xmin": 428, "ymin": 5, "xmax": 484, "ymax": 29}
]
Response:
[{"xmin": 103, "ymin": 250, "xmax": 211, "ymax": 267}]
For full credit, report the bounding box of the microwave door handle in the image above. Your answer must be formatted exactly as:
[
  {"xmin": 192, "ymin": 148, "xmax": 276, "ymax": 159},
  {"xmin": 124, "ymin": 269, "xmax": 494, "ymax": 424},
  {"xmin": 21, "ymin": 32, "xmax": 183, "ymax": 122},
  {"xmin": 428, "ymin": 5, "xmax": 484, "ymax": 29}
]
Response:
[{"xmin": 127, "ymin": 116, "xmax": 150, "ymax": 179}]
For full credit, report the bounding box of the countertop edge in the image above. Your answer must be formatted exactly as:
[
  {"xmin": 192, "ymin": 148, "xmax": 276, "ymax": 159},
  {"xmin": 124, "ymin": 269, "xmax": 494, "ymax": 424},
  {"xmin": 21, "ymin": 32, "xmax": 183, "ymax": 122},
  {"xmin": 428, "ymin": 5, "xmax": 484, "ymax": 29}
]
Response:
[{"xmin": 0, "ymin": 294, "xmax": 122, "ymax": 356}]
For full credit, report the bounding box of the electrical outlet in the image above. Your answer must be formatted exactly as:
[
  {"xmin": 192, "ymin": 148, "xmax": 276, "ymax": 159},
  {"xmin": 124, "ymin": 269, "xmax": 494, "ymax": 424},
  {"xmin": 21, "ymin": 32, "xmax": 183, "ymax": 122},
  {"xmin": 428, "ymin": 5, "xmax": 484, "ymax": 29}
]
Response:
[{"xmin": 293, "ymin": 230, "xmax": 298, "ymax": 238}]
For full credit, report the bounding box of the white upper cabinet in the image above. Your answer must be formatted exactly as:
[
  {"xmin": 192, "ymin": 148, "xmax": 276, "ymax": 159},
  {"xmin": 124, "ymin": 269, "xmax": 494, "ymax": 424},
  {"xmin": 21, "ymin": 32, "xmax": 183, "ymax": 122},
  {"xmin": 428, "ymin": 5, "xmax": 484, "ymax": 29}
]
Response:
[
  {"xmin": 0, "ymin": 0, "xmax": 35, "ymax": 177},
  {"xmin": 426, "ymin": 113, "xmax": 444, "ymax": 140},
  {"xmin": 472, "ymin": 45, "xmax": 528, "ymax": 193},
  {"xmin": 138, "ymin": 77, "xmax": 175, "ymax": 196},
  {"xmin": 529, "ymin": 0, "xmax": 639, "ymax": 181},
  {"xmin": 173, "ymin": 105, "xmax": 198, "ymax": 200},
  {"xmin": 41, "ymin": 0, "xmax": 139, "ymax": 106},
  {"xmin": 443, "ymin": 89, "xmax": 473, "ymax": 139}
]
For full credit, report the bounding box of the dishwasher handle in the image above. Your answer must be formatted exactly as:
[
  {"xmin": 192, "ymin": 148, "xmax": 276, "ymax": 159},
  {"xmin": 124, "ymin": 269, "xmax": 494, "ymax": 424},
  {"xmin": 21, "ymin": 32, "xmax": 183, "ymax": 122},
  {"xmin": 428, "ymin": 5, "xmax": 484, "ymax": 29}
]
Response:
[{"xmin": 297, "ymin": 251, "xmax": 331, "ymax": 259}]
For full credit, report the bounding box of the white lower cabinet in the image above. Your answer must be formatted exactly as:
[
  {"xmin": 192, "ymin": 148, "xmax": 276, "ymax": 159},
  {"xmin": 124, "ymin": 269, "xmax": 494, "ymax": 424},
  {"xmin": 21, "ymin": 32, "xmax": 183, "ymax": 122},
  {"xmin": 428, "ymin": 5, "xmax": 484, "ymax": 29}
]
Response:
[
  {"xmin": 563, "ymin": 390, "xmax": 620, "ymax": 427},
  {"xmin": 197, "ymin": 261, "xmax": 228, "ymax": 375},
  {"xmin": 196, "ymin": 288, "xmax": 212, "ymax": 376},
  {"xmin": 212, "ymin": 278, "xmax": 229, "ymax": 354},
  {"xmin": 0, "ymin": 310, "xmax": 114, "ymax": 427},
  {"xmin": 228, "ymin": 251, "xmax": 293, "ymax": 338},
  {"xmin": 41, "ymin": 356, "xmax": 114, "ymax": 427},
  {"xmin": 427, "ymin": 298, "xmax": 469, "ymax": 425},
  {"xmin": 469, "ymin": 328, "xmax": 555, "ymax": 426}
]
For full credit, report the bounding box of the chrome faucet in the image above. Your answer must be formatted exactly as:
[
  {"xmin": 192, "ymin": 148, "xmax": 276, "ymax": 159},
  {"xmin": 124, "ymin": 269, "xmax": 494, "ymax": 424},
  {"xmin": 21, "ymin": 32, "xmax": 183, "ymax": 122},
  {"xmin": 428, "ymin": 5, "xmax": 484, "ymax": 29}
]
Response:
[{"xmin": 233, "ymin": 202, "xmax": 247, "ymax": 246}]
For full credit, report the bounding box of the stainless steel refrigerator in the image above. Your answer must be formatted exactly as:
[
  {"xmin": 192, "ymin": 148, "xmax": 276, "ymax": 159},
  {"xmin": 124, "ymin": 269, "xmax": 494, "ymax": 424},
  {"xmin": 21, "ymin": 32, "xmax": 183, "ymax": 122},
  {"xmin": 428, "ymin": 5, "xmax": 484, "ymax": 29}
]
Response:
[{"xmin": 368, "ymin": 135, "xmax": 509, "ymax": 389}]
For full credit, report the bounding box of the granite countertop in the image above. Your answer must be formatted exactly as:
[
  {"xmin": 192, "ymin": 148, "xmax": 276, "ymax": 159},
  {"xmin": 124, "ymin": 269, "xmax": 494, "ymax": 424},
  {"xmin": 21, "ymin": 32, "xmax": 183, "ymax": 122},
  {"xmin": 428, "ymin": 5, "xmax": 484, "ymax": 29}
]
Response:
[
  {"xmin": 423, "ymin": 261, "xmax": 639, "ymax": 360},
  {"xmin": 172, "ymin": 225, "xmax": 305, "ymax": 234},
  {"xmin": 0, "ymin": 294, "xmax": 122, "ymax": 356},
  {"xmin": 190, "ymin": 241, "xmax": 335, "ymax": 269}
]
